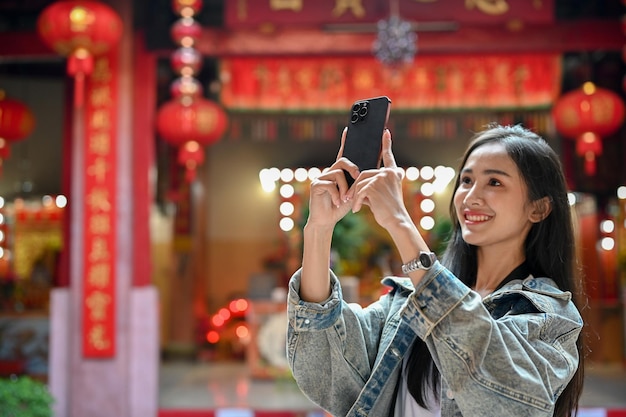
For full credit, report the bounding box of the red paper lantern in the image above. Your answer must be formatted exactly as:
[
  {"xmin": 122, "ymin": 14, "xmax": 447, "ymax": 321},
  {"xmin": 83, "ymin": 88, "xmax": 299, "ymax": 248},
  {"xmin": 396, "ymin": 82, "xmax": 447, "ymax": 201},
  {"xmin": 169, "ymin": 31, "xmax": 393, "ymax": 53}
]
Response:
[
  {"xmin": 552, "ymin": 82, "xmax": 625, "ymax": 175},
  {"xmin": 37, "ymin": 0, "xmax": 123, "ymax": 107},
  {"xmin": 0, "ymin": 96, "xmax": 36, "ymax": 142},
  {"xmin": 172, "ymin": 0, "xmax": 203, "ymax": 17},
  {"xmin": 171, "ymin": 17, "xmax": 203, "ymax": 47},
  {"xmin": 156, "ymin": 97, "xmax": 227, "ymax": 147},
  {"xmin": 0, "ymin": 139, "xmax": 10, "ymax": 159},
  {"xmin": 171, "ymin": 47, "xmax": 203, "ymax": 76}
]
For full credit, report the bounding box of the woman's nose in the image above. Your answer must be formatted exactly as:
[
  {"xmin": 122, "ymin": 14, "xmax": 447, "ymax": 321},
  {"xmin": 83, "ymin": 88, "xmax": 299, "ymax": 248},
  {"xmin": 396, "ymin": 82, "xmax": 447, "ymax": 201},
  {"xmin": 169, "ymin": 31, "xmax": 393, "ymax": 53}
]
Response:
[{"xmin": 463, "ymin": 185, "xmax": 482, "ymax": 206}]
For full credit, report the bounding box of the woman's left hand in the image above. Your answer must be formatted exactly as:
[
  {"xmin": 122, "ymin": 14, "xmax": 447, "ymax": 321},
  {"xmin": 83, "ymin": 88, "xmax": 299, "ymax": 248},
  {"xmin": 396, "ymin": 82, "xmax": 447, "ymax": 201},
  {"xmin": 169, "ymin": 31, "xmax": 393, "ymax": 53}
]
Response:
[{"xmin": 350, "ymin": 129, "xmax": 409, "ymax": 231}]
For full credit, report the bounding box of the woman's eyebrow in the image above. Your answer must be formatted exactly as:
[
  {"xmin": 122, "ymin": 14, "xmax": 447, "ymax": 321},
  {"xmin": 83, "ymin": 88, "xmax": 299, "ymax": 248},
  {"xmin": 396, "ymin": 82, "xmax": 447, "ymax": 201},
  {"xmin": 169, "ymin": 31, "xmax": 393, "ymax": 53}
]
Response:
[{"xmin": 461, "ymin": 167, "xmax": 511, "ymax": 177}]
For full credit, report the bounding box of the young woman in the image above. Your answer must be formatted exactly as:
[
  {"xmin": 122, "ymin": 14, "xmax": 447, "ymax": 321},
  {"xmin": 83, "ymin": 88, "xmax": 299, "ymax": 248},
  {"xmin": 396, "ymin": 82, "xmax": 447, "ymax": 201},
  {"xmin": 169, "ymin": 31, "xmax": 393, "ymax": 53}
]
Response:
[{"xmin": 287, "ymin": 124, "xmax": 585, "ymax": 417}]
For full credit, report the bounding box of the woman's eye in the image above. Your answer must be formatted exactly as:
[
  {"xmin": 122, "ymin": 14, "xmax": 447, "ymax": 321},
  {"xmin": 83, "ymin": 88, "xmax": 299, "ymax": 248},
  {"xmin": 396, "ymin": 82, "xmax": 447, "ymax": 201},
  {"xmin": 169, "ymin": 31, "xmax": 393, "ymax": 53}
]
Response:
[
  {"xmin": 460, "ymin": 176, "xmax": 472, "ymax": 185},
  {"xmin": 488, "ymin": 178, "xmax": 502, "ymax": 186}
]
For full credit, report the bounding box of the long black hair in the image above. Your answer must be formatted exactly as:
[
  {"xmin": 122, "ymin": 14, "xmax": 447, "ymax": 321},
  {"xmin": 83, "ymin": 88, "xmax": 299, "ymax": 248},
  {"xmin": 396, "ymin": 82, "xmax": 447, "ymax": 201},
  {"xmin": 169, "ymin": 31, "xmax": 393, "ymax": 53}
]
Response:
[{"xmin": 406, "ymin": 124, "xmax": 585, "ymax": 417}]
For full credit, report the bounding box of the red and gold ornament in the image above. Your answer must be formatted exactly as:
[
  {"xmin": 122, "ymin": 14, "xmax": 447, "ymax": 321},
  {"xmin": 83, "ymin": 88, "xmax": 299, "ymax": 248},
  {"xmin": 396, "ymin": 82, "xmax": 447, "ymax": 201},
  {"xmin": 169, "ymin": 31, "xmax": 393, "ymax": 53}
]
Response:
[
  {"xmin": 156, "ymin": 0, "xmax": 227, "ymax": 183},
  {"xmin": 156, "ymin": 97, "xmax": 227, "ymax": 147},
  {"xmin": 37, "ymin": 0, "xmax": 123, "ymax": 107},
  {"xmin": 0, "ymin": 93, "xmax": 36, "ymax": 176},
  {"xmin": 553, "ymin": 82, "xmax": 625, "ymax": 175}
]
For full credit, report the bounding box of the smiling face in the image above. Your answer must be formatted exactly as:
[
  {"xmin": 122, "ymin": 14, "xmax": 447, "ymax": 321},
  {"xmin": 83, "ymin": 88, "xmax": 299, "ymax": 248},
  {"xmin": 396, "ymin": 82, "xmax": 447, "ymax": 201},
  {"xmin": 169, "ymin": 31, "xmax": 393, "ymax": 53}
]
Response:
[{"xmin": 453, "ymin": 142, "xmax": 538, "ymax": 255}]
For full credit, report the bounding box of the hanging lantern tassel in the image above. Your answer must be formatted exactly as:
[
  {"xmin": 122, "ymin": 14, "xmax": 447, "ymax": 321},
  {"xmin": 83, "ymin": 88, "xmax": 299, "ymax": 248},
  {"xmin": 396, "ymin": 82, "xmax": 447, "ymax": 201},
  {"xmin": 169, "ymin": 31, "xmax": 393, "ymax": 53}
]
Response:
[
  {"xmin": 178, "ymin": 140, "xmax": 205, "ymax": 182},
  {"xmin": 576, "ymin": 132, "xmax": 603, "ymax": 176},
  {"xmin": 67, "ymin": 47, "xmax": 94, "ymax": 108}
]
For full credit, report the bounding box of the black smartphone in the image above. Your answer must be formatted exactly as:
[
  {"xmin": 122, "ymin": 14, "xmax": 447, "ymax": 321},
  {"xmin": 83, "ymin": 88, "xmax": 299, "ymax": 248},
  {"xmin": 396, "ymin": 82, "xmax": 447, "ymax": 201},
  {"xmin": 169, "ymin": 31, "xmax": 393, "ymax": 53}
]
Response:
[{"xmin": 342, "ymin": 96, "xmax": 391, "ymax": 186}]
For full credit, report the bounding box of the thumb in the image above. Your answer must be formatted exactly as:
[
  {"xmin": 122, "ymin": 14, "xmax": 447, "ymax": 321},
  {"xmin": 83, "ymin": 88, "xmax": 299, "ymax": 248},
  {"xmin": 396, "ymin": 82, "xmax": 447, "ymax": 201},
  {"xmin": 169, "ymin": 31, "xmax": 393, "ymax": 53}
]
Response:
[
  {"xmin": 381, "ymin": 129, "xmax": 396, "ymax": 168},
  {"xmin": 336, "ymin": 127, "xmax": 348, "ymax": 161}
]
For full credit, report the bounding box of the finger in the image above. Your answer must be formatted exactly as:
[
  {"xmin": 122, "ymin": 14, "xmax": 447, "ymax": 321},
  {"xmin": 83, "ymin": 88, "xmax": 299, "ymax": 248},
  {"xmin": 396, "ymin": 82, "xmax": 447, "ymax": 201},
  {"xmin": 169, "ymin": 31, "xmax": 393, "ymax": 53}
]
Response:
[
  {"xmin": 335, "ymin": 127, "xmax": 361, "ymax": 186},
  {"xmin": 320, "ymin": 168, "xmax": 352, "ymax": 202},
  {"xmin": 380, "ymin": 129, "xmax": 397, "ymax": 169},
  {"xmin": 349, "ymin": 176, "xmax": 372, "ymax": 213},
  {"xmin": 313, "ymin": 178, "xmax": 343, "ymax": 207},
  {"xmin": 336, "ymin": 127, "xmax": 348, "ymax": 161}
]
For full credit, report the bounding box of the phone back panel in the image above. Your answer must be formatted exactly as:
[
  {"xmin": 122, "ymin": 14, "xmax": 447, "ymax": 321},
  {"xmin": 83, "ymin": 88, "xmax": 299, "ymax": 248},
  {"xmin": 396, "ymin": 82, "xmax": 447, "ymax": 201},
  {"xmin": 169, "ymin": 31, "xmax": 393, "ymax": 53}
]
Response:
[{"xmin": 343, "ymin": 96, "xmax": 391, "ymax": 174}]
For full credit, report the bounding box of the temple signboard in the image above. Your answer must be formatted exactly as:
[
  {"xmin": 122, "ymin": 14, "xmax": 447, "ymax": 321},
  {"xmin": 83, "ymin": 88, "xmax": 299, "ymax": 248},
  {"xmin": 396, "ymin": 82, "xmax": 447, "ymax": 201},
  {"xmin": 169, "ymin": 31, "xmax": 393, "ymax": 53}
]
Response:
[
  {"xmin": 220, "ymin": 54, "xmax": 560, "ymax": 111},
  {"xmin": 225, "ymin": 0, "xmax": 554, "ymax": 28}
]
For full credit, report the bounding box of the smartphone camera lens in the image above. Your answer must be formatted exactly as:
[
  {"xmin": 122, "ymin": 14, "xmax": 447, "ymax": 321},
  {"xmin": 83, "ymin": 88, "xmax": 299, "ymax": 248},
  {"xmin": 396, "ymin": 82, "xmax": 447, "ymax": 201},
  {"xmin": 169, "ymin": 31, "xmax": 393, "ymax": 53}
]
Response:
[
  {"xmin": 350, "ymin": 101, "xmax": 369, "ymax": 123},
  {"xmin": 358, "ymin": 103, "xmax": 368, "ymax": 118}
]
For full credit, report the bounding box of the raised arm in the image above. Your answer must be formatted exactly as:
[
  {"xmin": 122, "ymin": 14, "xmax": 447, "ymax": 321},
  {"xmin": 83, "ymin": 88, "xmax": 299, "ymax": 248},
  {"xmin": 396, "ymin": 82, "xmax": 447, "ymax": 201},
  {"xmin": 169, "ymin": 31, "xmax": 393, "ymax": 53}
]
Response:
[{"xmin": 300, "ymin": 128, "xmax": 360, "ymax": 302}]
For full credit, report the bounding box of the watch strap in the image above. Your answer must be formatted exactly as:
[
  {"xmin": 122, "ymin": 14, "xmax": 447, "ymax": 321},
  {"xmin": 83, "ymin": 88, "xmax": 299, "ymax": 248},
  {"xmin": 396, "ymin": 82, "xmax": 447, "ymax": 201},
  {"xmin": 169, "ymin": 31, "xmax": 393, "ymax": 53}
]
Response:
[{"xmin": 401, "ymin": 251, "xmax": 437, "ymax": 274}]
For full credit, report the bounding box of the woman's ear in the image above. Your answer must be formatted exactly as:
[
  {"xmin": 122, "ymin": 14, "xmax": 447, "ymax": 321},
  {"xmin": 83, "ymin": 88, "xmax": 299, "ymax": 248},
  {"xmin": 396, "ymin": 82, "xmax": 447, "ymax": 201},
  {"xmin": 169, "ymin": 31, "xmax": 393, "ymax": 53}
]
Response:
[{"xmin": 529, "ymin": 196, "xmax": 553, "ymax": 223}]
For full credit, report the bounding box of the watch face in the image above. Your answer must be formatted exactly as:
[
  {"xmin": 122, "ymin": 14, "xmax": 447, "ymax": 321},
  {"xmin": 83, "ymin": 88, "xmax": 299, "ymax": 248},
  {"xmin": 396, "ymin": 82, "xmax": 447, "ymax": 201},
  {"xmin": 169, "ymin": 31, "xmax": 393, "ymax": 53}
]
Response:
[{"xmin": 419, "ymin": 252, "xmax": 434, "ymax": 268}]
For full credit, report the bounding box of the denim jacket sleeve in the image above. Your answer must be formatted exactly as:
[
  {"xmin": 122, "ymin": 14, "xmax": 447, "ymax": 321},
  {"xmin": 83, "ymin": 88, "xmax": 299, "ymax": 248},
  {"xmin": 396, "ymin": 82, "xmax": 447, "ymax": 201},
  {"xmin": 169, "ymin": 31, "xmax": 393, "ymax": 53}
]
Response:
[
  {"xmin": 286, "ymin": 268, "xmax": 393, "ymax": 417},
  {"xmin": 403, "ymin": 261, "xmax": 583, "ymax": 416}
]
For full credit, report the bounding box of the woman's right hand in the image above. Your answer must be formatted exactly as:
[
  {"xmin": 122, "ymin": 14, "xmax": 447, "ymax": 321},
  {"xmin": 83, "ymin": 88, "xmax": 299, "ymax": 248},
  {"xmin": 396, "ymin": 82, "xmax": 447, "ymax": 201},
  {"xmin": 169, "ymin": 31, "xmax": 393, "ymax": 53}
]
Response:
[
  {"xmin": 300, "ymin": 129, "xmax": 359, "ymax": 303},
  {"xmin": 306, "ymin": 128, "xmax": 360, "ymax": 228}
]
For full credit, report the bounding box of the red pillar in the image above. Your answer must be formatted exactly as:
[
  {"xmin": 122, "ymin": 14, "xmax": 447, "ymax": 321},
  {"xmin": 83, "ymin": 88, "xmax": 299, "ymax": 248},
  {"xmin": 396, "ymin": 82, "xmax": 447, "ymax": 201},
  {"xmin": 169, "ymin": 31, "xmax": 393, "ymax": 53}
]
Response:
[{"xmin": 48, "ymin": 2, "xmax": 160, "ymax": 416}]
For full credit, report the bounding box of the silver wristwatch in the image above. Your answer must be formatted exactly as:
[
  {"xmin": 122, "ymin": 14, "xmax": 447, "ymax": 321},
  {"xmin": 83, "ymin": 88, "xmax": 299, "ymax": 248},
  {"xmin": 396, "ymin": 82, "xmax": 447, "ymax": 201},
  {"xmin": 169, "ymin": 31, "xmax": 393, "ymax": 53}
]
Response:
[{"xmin": 401, "ymin": 251, "xmax": 437, "ymax": 274}]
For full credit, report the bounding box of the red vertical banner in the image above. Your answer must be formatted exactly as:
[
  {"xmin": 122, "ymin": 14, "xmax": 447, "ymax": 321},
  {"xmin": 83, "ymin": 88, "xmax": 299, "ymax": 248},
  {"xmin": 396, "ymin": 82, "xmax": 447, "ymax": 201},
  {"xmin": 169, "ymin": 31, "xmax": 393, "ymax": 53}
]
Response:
[{"xmin": 82, "ymin": 49, "xmax": 119, "ymax": 358}]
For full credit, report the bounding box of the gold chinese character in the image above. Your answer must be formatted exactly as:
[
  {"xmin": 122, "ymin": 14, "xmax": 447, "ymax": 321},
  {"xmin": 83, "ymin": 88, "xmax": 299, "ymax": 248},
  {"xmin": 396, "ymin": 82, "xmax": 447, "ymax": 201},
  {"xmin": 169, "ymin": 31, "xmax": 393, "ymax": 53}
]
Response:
[
  {"xmin": 465, "ymin": 0, "xmax": 509, "ymax": 15},
  {"xmin": 86, "ymin": 290, "xmax": 111, "ymax": 320},
  {"xmin": 88, "ymin": 263, "xmax": 111, "ymax": 288},
  {"xmin": 237, "ymin": 0, "xmax": 248, "ymax": 20},
  {"xmin": 91, "ymin": 57, "xmax": 112, "ymax": 83},
  {"xmin": 90, "ymin": 85, "xmax": 113, "ymax": 108},
  {"xmin": 86, "ymin": 188, "xmax": 111, "ymax": 212},
  {"xmin": 89, "ymin": 108, "xmax": 111, "ymax": 131},
  {"xmin": 513, "ymin": 65, "xmax": 529, "ymax": 98},
  {"xmin": 87, "ymin": 157, "xmax": 109, "ymax": 183},
  {"xmin": 255, "ymin": 64, "xmax": 270, "ymax": 94},
  {"xmin": 89, "ymin": 324, "xmax": 111, "ymax": 350},
  {"xmin": 89, "ymin": 213, "xmax": 111, "ymax": 235},
  {"xmin": 270, "ymin": 0, "xmax": 302, "ymax": 11},
  {"xmin": 353, "ymin": 68, "xmax": 374, "ymax": 90},
  {"xmin": 332, "ymin": 0, "xmax": 365, "ymax": 18},
  {"xmin": 493, "ymin": 62, "xmax": 510, "ymax": 89},
  {"xmin": 319, "ymin": 65, "xmax": 343, "ymax": 90},
  {"xmin": 435, "ymin": 66, "xmax": 446, "ymax": 92},
  {"xmin": 473, "ymin": 68, "xmax": 488, "ymax": 92},
  {"xmin": 89, "ymin": 237, "xmax": 110, "ymax": 263},
  {"xmin": 295, "ymin": 68, "xmax": 314, "ymax": 90},
  {"xmin": 449, "ymin": 65, "xmax": 463, "ymax": 95},
  {"xmin": 277, "ymin": 65, "xmax": 292, "ymax": 96},
  {"xmin": 89, "ymin": 131, "xmax": 111, "ymax": 155},
  {"xmin": 411, "ymin": 67, "xmax": 430, "ymax": 91}
]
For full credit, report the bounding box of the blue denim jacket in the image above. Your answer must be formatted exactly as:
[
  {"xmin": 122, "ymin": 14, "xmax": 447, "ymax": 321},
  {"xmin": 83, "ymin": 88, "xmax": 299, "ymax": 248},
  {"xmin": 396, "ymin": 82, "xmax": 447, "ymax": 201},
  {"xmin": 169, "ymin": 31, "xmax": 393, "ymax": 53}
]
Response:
[{"xmin": 287, "ymin": 261, "xmax": 582, "ymax": 417}]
